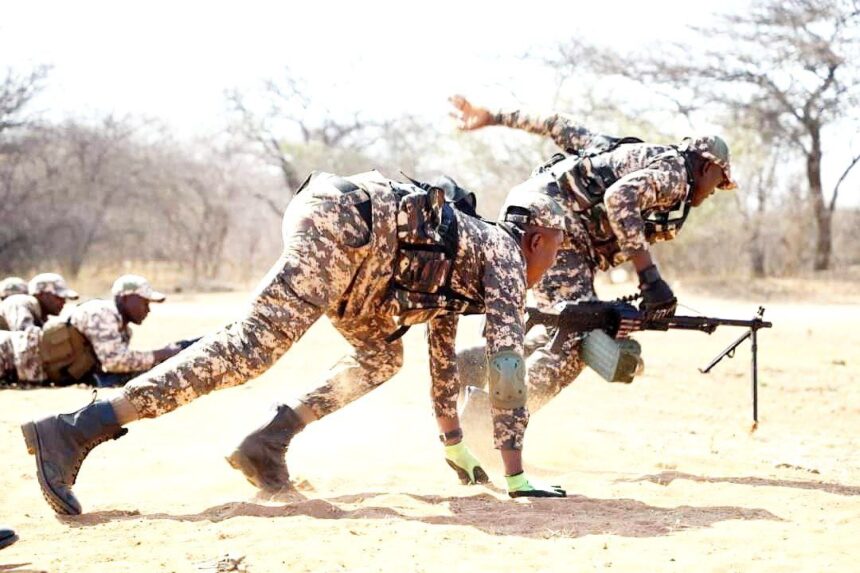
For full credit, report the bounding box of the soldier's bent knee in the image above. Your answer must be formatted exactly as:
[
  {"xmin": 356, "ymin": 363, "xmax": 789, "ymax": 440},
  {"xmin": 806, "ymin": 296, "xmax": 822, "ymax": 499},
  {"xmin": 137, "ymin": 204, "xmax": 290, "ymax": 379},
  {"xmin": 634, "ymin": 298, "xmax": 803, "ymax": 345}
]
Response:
[{"xmin": 487, "ymin": 350, "xmax": 526, "ymax": 409}]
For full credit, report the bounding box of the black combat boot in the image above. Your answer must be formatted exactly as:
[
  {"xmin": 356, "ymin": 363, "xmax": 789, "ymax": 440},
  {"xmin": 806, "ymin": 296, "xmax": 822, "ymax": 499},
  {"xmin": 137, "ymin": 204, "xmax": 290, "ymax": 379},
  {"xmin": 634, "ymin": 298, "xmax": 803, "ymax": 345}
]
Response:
[
  {"xmin": 226, "ymin": 404, "xmax": 304, "ymax": 493},
  {"xmin": 0, "ymin": 526, "xmax": 18, "ymax": 550},
  {"xmin": 21, "ymin": 398, "xmax": 127, "ymax": 515}
]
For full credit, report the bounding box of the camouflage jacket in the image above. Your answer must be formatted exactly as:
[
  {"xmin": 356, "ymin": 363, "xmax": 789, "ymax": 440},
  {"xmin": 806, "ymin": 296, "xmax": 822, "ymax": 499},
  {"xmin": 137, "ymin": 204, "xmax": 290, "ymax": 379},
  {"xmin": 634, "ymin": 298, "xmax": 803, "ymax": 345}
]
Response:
[
  {"xmin": 69, "ymin": 299, "xmax": 155, "ymax": 373},
  {"xmin": 0, "ymin": 294, "xmax": 43, "ymax": 331},
  {"xmin": 334, "ymin": 172, "xmax": 527, "ymax": 404},
  {"xmin": 493, "ymin": 109, "xmax": 690, "ymax": 269}
]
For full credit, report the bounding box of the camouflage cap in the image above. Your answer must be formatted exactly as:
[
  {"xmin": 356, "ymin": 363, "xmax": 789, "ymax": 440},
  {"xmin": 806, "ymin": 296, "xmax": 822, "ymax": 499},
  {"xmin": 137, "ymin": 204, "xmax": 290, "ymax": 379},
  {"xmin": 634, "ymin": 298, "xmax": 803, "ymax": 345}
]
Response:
[
  {"xmin": 111, "ymin": 274, "xmax": 166, "ymax": 302},
  {"xmin": 0, "ymin": 276, "xmax": 28, "ymax": 299},
  {"xmin": 500, "ymin": 188, "xmax": 567, "ymax": 232},
  {"xmin": 680, "ymin": 135, "xmax": 738, "ymax": 190},
  {"xmin": 28, "ymin": 273, "xmax": 79, "ymax": 300}
]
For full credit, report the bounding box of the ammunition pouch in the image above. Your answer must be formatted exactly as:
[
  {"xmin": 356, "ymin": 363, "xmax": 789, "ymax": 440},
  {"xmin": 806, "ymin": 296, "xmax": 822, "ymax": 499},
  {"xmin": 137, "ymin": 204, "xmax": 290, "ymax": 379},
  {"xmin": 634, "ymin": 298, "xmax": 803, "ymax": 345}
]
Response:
[
  {"xmin": 386, "ymin": 185, "xmax": 479, "ymax": 327},
  {"xmin": 40, "ymin": 318, "xmax": 98, "ymax": 383}
]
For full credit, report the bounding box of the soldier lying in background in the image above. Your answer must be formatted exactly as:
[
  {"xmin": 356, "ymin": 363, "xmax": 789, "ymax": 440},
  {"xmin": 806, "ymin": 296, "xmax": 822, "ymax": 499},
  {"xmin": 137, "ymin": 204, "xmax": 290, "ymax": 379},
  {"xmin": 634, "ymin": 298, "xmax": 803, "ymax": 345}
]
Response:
[
  {"xmin": 1, "ymin": 275, "xmax": 188, "ymax": 387},
  {"xmin": 0, "ymin": 277, "xmax": 28, "ymax": 300},
  {"xmin": 0, "ymin": 273, "xmax": 79, "ymax": 331}
]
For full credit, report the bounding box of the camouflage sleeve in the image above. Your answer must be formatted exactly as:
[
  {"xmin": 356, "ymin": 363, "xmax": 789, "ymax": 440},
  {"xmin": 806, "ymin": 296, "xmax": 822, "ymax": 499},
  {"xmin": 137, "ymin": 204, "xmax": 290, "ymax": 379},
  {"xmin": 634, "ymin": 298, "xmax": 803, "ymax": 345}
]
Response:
[
  {"xmin": 603, "ymin": 156, "xmax": 690, "ymax": 255},
  {"xmin": 4, "ymin": 298, "xmax": 38, "ymax": 331},
  {"xmin": 427, "ymin": 314, "xmax": 460, "ymax": 419},
  {"xmin": 78, "ymin": 307, "xmax": 156, "ymax": 373},
  {"xmin": 483, "ymin": 234, "xmax": 529, "ymax": 450},
  {"xmin": 491, "ymin": 109, "xmax": 598, "ymax": 152}
]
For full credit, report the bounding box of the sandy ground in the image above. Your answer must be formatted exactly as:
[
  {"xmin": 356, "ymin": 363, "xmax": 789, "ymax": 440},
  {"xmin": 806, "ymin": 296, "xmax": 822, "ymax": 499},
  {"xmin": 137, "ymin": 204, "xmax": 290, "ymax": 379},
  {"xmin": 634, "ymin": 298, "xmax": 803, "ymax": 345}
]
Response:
[{"xmin": 1, "ymin": 288, "xmax": 859, "ymax": 572}]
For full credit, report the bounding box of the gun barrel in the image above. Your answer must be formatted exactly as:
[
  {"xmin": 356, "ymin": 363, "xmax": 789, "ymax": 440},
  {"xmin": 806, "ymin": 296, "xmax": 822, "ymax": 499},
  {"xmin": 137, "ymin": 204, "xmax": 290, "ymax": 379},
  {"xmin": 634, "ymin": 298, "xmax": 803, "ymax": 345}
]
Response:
[{"xmin": 662, "ymin": 316, "xmax": 773, "ymax": 333}]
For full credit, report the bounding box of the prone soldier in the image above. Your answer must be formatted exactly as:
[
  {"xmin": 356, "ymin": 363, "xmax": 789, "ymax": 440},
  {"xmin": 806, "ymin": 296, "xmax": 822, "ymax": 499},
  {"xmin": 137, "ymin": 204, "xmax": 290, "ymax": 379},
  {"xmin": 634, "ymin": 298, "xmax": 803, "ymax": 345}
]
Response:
[
  {"xmin": 449, "ymin": 95, "xmax": 737, "ymax": 413},
  {"xmin": 22, "ymin": 170, "xmax": 568, "ymax": 515},
  {"xmin": 0, "ymin": 273, "xmax": 78, "ymax": 331},
  {"xmin": 1, "ymin": 275, "xmax": 182, "ymax": 387},
  {"xmin": 67, "ymin": 275, "xmax": 185, "ymax": 387},
  {"xmin": 0, "ymin": 277, "xmax": 28, "ymax": 300}
]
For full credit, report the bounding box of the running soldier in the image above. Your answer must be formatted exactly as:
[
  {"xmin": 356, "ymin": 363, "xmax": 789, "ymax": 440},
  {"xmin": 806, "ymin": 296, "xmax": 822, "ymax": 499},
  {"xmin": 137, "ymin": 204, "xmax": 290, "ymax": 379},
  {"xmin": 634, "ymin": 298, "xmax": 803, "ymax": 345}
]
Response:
[
  {"xmin": 449, "ymin": 95, "xmax": 737, "ymax": 413},
  {"xmin": 0, "ymin": 273, "xmax": 78, "ymax": 331},
  {"xmin": 22, "ymin": 170, "xmax": 568, "ymax": 515}
]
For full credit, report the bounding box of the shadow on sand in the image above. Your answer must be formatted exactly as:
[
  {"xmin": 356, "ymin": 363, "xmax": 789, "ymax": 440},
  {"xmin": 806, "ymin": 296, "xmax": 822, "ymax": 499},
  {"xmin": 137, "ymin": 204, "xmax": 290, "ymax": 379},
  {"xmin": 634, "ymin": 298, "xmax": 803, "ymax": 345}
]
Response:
[
  {"xmin": 61, "ymin": 488, "xmax": 781, "ymax": 539},
  {"xmin": 621, "ymin": 470, "xmax": 860, "ymax": 496}
]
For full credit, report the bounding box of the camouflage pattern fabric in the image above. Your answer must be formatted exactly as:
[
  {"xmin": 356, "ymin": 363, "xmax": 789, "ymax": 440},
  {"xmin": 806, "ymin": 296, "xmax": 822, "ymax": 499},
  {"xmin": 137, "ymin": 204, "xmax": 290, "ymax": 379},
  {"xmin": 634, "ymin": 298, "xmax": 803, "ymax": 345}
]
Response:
[
  {"xmin": 425, "ymin": 211, "xmax": 530, "ymax": 450},
  {"xmin": 468, "ymin": 109, "xmax": 693, "ymax": 410},
  {"xmin": 0, "ymin": 277, "xmax": 28, "ymax": 300},
  {"xmin": 0, "ymin": 328, "xmax": 45, "ymax": 382},
  {"xmin": 0, "ymin": 331, "xmax": 13, "ymax": 379},
  {"xmin": 493, "ymin": 109, "xmax": 689, "ymax": 270},
  {"xmin": 122, "ymin": 171, "xmax": 531, "ymax": 451},
  {"xmin": 27, "ymin": 273, "xmax": 79, "ymax": 300},
  {"xmin": 0, "ymin": 295, "xmax": 43, "ymax": 331},
  {"xmin": 70, "ymin": 300, "xmax": 155, "ymax": 373}
]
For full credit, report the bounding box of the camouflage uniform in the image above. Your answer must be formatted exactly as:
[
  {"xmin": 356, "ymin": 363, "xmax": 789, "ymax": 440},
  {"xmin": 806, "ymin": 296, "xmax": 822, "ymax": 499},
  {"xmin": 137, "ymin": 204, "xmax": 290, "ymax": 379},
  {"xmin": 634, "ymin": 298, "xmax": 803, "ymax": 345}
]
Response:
[
  {"xmin": 70, "ymin": 300, "xmax": 156, "ymax": 373},
  {"xmin": 0, "ymin": 277, "xmax": 28, "ymax": 300},
  {"xmin": 0, "ymin": 295, "xmax": 43, "ymax": 331},
  {"xmin": 122, "ymin": 171, "xmax": 540, "ymax": 450},
  {"xmin": 0, "ymin": 328, "xmax": 45, "ymax": 382},
  {"xmin": 488, "ymin": 110, "xmax": 733, "ymax": 409},
  {"xmin": 0, "ymin": 274, "xmax": 79, "ymax": 331}
]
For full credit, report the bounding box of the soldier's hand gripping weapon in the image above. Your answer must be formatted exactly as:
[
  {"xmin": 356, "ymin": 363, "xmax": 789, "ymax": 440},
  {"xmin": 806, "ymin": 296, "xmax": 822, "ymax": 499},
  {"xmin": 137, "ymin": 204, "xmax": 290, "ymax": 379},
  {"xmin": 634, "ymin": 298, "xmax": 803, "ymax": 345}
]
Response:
[{"xmin": 525, "ymin": 297, "xmax": 773, "ymax": 430}]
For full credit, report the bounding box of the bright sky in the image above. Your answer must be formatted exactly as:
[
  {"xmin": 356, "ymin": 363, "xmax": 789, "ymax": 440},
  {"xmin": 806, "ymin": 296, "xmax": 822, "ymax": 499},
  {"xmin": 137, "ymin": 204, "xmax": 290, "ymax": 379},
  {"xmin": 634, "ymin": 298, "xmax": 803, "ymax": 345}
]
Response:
[
  {"xmin": 1, "ymin": 0, "xmax": 857, "ymax": 200},
  {"xmin": 0, "ymin": 0, "xmax": 729, "ymax": 132}
]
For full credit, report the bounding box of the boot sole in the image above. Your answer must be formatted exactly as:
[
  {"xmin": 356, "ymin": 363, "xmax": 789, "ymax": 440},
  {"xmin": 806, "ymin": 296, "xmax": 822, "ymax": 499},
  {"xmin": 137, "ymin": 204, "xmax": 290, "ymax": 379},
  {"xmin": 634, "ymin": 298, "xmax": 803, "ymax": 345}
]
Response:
[
  {"xmin": 225, "ymin": 450, "xmax": 289, "ymax": 493},
  {"xmin": 0, "ymin": 532, "xmax": 18, "ymax": 550},
  {"xmin": 21, "ymin": 422, "xmax": 80, "ymax": 516}
]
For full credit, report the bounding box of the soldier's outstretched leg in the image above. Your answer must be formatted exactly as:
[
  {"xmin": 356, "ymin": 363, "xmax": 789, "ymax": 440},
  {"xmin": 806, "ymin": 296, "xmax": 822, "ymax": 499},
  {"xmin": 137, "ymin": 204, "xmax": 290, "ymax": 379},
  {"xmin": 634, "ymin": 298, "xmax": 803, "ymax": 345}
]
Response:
[
  {"xmin": 21, "ymin": 182, "xmax": 373, "ymax": 514},
  {"xmin": 228, "ymin": 315, "xmax": 403, "ymax": 492}
]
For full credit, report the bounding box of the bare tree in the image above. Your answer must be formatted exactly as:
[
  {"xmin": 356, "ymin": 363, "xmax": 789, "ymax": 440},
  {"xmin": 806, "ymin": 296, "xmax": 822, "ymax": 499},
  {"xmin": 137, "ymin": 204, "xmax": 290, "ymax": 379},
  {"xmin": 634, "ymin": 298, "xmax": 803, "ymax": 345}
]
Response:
[
  {"xmin": 0, "ymin": 66, "xmax": 48, "ymax": 139},
  {"xmin": 554, "ymin": 0, "xmax": 860, "ymax": 271}
]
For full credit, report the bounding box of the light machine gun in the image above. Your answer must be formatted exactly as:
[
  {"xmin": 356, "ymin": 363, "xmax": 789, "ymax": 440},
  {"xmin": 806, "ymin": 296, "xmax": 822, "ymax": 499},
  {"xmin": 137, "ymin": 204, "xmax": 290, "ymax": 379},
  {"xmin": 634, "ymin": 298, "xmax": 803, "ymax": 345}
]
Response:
[{"xmin": 525, "ymin": 298, "xmax": 773, "ymax": 429}]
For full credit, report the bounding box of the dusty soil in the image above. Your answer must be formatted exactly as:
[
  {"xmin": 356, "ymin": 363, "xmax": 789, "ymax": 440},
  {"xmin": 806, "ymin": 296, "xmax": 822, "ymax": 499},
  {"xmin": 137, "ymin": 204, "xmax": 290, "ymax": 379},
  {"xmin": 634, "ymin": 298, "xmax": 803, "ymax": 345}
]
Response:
[{"xmin": 2, "ymin": 286, "xmax": 858, "ymax": 572}]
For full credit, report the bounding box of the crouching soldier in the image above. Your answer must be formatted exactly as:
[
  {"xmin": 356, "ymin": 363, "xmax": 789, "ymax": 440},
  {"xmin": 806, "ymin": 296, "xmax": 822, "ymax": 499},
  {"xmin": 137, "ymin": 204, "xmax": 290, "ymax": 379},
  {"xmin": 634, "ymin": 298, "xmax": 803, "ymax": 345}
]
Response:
[
  {"xmin": 22, "ymin": 170, "xmax": 567, "ymax": 515},
  {"xmin": 68, "ymin": 275, "xmax": 185, "ymax": 387}
]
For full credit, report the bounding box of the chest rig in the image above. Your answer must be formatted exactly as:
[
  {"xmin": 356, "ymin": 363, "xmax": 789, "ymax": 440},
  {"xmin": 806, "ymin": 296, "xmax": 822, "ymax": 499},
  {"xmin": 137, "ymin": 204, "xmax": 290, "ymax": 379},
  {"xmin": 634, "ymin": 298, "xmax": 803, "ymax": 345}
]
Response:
[
  {"xmin": 385, "ymin": 179, "xmax": 483, "ymax": 334},
  {"xmin": 535, "ymin": 137, "xmax": 695, "ymax": 267}
]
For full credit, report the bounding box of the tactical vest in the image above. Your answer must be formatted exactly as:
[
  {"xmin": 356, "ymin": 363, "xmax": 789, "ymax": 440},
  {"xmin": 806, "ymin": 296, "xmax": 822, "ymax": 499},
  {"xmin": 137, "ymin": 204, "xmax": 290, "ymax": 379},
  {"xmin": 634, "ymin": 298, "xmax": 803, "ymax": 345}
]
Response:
[
  {"xmin": 301, "ymin": 172, "xmax": 483, "ymax": 336},
  {"xmin": 39, "ymin": 317, "xmax": 98, "ymax": 383},
  {"xmin": 385, "ymin": 182, "xmax": 482, "ymax": 329},
  {"xmin": 535, "ymin": 137, "xmax": 694, "ymax": 267}
]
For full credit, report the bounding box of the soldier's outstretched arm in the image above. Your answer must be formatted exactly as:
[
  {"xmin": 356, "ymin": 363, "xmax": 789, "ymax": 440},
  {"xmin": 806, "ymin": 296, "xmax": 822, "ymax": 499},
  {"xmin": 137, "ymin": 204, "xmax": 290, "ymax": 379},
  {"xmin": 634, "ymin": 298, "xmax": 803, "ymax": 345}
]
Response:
[{"xmin": 448, "ymin": 94, "xmax": 598, "ymax": 152}]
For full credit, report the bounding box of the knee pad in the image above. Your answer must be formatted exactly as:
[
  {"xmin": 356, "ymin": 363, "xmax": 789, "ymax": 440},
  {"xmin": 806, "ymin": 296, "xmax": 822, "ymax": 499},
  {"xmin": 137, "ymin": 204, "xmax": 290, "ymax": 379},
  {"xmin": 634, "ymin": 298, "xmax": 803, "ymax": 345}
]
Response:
[{"xmin": 487, "ymin": 350, "xmax": 526, "ymax": 409}]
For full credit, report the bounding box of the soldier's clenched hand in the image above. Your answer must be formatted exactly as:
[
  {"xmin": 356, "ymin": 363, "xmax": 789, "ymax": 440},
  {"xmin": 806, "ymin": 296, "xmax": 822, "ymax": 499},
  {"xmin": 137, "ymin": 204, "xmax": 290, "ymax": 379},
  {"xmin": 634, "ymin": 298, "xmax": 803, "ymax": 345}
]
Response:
[{"xmin": 449, "ymin": 95, "xmax": 493, "ymax": 131}]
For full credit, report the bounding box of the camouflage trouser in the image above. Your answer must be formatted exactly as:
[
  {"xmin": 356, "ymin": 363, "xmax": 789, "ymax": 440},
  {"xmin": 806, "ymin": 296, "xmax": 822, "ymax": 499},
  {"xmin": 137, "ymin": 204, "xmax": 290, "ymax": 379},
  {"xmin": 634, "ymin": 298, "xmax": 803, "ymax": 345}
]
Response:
[
  {"xmin": 0, "ymin": 328, "xmax": 45, "ymax": 383},
  {"xmin": 124, "ymin": 181, "xmax": 403, "ymax": 419}
]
